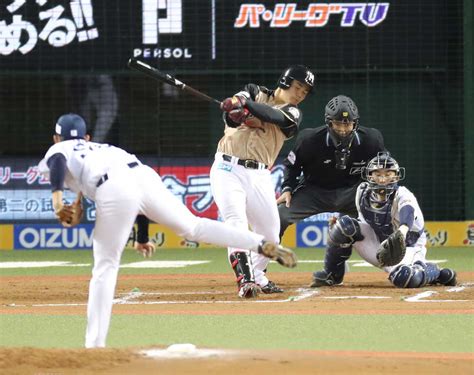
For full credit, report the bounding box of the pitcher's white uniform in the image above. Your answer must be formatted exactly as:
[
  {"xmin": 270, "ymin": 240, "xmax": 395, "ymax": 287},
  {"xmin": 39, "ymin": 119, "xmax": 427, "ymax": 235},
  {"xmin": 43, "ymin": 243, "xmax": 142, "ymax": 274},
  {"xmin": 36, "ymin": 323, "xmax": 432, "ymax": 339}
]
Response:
[
  {"xmin": 352, "ymin": 182, "xmax": 427, "ymax": 272},
  {"xmin": 39, "ymin": 139, "xmax": 276, "ymax": 348}
]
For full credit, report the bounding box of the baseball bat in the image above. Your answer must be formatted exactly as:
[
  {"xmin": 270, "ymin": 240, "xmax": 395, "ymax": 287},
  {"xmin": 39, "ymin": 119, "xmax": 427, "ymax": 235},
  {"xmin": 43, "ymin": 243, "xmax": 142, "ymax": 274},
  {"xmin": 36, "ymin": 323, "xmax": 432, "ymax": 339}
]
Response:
[{"xmin": 127, "ymin": 58, "xmax": 222, "ymax": 106}]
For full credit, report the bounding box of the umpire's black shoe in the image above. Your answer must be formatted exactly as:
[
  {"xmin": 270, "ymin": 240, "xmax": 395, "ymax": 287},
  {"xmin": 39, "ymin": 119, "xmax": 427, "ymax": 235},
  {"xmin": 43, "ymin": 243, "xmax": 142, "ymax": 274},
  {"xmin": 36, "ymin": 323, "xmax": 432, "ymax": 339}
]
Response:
[
  {"xmin": 437, "ymin": 268, "xmax": 457, "ymax": 286},
  {"xmin": 309, "ymin": 270, "xmax": 343, "ymax": 287},
  {"xmin": 261, "ymin": 281, "xmax": 284, "ymax": 294}
]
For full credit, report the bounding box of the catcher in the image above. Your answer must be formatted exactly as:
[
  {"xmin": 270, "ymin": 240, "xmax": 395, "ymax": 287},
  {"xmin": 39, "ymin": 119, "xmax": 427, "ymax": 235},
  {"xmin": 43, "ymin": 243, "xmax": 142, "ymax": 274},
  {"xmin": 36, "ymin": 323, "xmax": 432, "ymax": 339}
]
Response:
[{"xmin": 310, "ymin": 152, "xmax": 457, "ymax": 288}]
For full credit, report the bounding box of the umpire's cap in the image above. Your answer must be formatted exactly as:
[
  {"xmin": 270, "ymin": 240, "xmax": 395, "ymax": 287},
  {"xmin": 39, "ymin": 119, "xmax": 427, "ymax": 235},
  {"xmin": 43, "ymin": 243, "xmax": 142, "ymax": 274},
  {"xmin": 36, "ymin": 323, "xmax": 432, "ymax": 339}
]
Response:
[{"xmin": 55, "ymin": 113, "xmax": 87, "ymax": 140}]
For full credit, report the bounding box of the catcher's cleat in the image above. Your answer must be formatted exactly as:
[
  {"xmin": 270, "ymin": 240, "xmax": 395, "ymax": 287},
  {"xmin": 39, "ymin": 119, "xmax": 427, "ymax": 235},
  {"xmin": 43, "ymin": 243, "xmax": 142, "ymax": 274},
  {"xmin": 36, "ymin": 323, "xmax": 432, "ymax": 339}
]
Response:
[
  {"xmin": 437, "ymin": 268, "xmax": 457, "ymax": 286},
  {"xmin": 238, "ymin": 282, "xmax": 260, "ymax": 298},
  {"xmin": 309, "ymin": 270, "xmax": 343, "ymax": 288},
  {"xmin": 258, "ymin": 241, "xmax": 297, "ymax": 268},
  {"xmin": 261, "ymin": 280, "xmax": 284, "ymax": 294}
]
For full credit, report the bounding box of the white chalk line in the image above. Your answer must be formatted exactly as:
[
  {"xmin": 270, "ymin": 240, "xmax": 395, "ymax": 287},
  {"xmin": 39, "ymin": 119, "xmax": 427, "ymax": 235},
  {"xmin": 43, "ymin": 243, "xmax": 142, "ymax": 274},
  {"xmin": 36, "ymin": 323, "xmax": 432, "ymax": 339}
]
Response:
[
  {"xmin": 323, "ymin": 296, "xmax": 391, "ymax": 300},
  {"xmin": 4, "ymin": 283, "xmax": 472, "ymax": 308},
  {"xmin": 4, "ymin": 288, "xmax": 319, "ymax": 308},
  {"xmin": 403, "ymin": 283, "xmax": 473, "ymax": 303}
]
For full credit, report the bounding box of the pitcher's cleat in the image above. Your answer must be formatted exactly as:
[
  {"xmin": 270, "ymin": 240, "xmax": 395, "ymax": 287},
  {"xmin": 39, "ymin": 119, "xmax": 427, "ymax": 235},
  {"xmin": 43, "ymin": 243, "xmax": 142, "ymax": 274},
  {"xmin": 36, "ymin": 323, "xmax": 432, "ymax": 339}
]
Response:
[{"xmin": 258, "ymin": 241, "xmax": 297, "ymax": 268}]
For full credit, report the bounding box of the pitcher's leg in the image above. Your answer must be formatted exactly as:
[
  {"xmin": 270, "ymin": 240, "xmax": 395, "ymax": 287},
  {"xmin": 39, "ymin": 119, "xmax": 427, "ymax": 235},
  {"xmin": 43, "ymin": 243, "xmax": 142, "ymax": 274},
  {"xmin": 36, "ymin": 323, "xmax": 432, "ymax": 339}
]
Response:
[
  {"xmin": 85, "ymin": 197, "xmax": 137, "ymax": 348},
  {"xmin": 141, "ymin": 167, "xmax": 264, "ymax": 251}
]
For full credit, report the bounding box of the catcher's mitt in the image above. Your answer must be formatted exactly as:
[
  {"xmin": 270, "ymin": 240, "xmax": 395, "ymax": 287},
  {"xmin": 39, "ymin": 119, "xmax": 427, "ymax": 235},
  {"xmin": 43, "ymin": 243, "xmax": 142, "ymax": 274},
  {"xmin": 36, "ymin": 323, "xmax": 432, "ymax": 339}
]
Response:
[
  {"xmin": 55, "ymin": 199, "xmax": 83, "ymax": 227},
  {"xmin": 376, "ymin": 229, "xmax": 406, "ymax": 267}
]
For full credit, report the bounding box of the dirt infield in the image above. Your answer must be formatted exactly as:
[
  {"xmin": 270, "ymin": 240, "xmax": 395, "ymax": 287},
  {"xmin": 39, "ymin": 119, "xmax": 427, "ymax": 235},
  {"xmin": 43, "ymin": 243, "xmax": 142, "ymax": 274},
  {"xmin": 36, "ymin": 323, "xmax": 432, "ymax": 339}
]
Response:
[
  {"xmin": 1, "ymin": 271, "xmax": 473, "ymax": 374},
  {"xmin": 1, "ymin": 347, "xmax": 473, "ymax": 375}
]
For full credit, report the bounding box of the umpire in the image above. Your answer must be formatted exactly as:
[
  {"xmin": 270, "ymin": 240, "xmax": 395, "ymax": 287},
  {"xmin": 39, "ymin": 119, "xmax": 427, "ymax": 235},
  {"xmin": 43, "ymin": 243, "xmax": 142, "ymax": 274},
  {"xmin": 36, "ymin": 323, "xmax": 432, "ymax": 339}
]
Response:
[{"xmin": 277, "ymin": 95, "xmax": 385, "ymax": 286}]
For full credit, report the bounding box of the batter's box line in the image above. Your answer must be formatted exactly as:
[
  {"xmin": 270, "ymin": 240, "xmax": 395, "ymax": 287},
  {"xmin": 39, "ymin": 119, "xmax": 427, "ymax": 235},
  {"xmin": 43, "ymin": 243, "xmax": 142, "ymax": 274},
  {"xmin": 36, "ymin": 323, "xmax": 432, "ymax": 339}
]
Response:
[
  {"xmin": 3, "ymin": 288, "xmax": 319, "ymax": 308},
  {"xmin": 113, "ymin": 288, "xmax": 319, "ymax": 305},
  {"xmin": 404, "ymin": 283, "xmax": 473, "ymax": 303}
]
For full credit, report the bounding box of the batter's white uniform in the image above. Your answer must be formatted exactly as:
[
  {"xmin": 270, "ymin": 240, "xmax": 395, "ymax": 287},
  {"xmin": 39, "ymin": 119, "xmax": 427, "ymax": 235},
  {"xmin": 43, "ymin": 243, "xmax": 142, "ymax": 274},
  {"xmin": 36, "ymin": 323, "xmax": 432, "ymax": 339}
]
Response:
[
  {"xmin": 210, "ymin": 85, "xmax": 302, "ymax": 288},
  {"xmin": 352, "ymin": 182, "xmax": 427, "ymax": 272},
  {"xmin": 39, "ymin": 139, "xmax": 272, "ymax": 348}
]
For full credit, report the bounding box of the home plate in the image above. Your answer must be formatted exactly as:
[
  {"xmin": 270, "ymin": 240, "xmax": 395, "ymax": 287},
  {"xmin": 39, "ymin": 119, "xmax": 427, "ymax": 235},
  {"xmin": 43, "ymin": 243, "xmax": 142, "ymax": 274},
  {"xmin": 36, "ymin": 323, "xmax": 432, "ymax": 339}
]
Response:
[{"xmin": 141, "ymin": 344, "xmax": 227, "ymax": 359}]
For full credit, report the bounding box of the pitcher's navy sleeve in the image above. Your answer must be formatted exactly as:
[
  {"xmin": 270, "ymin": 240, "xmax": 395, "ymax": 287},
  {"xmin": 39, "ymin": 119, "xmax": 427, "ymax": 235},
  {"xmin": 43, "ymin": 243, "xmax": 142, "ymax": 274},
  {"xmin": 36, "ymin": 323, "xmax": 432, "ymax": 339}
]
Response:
[
  {"xmin": 47, "ymin": 153, "xmax": 67, "ymax": 192},
  {"xmin": 136, "ymin": 215, "xmax": 150, "ymax": 243}
]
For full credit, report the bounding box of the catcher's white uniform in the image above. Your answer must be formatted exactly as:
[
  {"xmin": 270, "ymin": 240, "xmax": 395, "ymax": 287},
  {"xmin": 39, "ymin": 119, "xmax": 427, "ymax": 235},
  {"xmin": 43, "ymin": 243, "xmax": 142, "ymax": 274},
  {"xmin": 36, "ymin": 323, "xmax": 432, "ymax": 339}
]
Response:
[
  {"xmin": 352, "ymin": 182, "xmax": 427, "ymax": 272},
  {"xmin": 39, "ymin": 139, "xmax": 280, "ymax": 348}
]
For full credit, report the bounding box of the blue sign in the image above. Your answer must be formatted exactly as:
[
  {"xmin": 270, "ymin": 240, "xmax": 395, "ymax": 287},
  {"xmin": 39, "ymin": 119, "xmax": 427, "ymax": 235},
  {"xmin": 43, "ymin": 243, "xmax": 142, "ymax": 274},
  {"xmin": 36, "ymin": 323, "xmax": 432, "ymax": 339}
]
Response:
[
  {"xmin": 296, "ymin": 221, "xmax": 329, "ymax": 248},
  {"xmin": 14, "ymin": 224, "xmax": 94, "ymax": 250}
]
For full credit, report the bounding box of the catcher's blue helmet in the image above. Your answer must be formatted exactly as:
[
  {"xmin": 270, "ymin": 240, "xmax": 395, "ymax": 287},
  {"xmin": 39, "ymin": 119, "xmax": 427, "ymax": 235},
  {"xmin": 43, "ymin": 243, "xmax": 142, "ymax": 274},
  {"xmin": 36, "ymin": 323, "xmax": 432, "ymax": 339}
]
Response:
[
  {"xmin": 55, "ymin": 113, "xmax": 87, "ymax": 140},
  {"xmin": 363, "ymin": 152, "xmax": 405, "ymax": 205}
]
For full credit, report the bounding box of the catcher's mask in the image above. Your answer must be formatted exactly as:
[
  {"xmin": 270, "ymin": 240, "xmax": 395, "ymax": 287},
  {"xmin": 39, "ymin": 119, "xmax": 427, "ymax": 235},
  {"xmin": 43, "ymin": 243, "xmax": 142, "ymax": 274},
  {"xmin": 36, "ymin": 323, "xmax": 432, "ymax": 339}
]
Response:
[
  {"xmin": 325, "ymin": 95, "xmax": 359, "ymax": 150},
  {"xmin": 278, "ymin": 65, "xmax": 315, "ymax": 93},
  {"xmin": 362, "ymin": 152, "xmax": 405, "ymax": 206},
  {"xmin": 55, "ymin": 113, "xmax": 87, "ymax": 140}
]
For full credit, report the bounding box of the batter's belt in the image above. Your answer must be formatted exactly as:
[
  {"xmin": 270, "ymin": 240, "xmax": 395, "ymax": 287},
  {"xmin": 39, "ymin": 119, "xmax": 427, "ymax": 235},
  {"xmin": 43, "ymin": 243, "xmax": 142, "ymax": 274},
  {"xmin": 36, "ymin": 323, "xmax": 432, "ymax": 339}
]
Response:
[{"xmin": 221, "ymin": 154, "xmax": 267, "ymax": 170}]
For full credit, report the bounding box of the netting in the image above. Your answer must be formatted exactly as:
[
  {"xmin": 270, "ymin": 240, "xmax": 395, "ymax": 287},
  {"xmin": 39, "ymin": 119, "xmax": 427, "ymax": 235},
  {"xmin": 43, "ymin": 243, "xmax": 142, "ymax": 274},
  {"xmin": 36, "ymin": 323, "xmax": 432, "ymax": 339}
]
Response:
[{"xmin": 0, "ymin": 0, "xmax": 466, "ymax": 220}]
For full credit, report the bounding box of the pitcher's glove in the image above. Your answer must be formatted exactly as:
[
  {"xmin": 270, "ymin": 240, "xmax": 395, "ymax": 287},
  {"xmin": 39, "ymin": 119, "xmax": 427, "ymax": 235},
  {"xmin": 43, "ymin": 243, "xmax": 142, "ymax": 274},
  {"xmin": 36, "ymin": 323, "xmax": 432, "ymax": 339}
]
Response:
[
  {"xmin": 376, "ymin": 229, "xmax": 406, "ymax": 267},
  {"xmin": 55, "ymin": 201, "xmax": 83, "ymax": 227}
]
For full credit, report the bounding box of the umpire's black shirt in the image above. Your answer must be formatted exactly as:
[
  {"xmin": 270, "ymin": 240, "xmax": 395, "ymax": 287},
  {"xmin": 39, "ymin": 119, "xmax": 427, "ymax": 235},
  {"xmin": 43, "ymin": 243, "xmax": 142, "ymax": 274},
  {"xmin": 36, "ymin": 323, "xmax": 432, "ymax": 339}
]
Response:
[{"xmin": 281, "ymin": 126, "xmax": 385, "ymax": 192}]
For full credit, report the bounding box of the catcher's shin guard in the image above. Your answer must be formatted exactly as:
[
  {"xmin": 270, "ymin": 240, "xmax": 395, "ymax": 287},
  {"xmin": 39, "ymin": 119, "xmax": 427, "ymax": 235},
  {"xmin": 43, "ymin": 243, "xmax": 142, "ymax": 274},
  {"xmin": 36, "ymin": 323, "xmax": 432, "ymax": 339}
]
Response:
[
  {"xmin": 414, "ymin": 261, "xmax": 440, "ymax": 285},
  {"xmin": 310, "ymin": 244, "xmax": 352, "ymax": 287},
  {"xmin": 229, "ymin": 252, "xmax": 259, "ymax": 298},
  {"xmin": 389, "ymin": 263, "xmax": 427, "ymax": 288},
  {"xmin": 329, "ymin": 215, "xmax": 364, "ymax": 247}
]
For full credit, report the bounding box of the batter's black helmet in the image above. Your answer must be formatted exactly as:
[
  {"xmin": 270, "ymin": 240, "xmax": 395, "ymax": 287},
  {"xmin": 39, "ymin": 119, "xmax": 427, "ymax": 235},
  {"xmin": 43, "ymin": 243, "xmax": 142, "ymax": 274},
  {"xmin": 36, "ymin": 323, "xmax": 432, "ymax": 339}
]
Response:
[
  {"xmin": 325, "ymin": 95, "xmax": 360, "ymax": 147},
  {"xmin": 278, "ymin": 65, "xmax": 315, "ymax": 92},
  {"xmin": 55, "ymin": 113, "xmax": 87, "ymax": 140}
]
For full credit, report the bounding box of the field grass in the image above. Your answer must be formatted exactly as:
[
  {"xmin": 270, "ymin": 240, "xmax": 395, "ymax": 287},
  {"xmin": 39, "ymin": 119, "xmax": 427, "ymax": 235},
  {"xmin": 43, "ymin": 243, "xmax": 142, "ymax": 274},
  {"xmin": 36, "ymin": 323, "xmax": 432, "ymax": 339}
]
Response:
[
  {"xmin": 0, "ymin": 246, "xmax": 472, "ymax": 276},
  {"xmin": 2, "ymin": 314, "xmax": 472, "ymax": 351}
]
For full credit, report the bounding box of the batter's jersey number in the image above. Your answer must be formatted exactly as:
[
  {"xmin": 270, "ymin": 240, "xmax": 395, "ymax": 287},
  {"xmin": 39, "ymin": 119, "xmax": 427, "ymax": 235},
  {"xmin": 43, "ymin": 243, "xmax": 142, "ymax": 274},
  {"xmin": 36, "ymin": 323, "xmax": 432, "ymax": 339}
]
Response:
[{"xmin": 142, "ymin": 0, "xmax": 183, "ymax": 44}]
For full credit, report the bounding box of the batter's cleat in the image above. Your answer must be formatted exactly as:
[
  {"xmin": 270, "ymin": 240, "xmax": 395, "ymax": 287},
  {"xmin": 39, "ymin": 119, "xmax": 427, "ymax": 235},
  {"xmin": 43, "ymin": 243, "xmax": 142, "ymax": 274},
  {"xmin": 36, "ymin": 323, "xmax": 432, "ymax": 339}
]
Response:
[
  {"xmin": 238, "ymin": 282, "xmax": 260, "ymax": 299},
  {"xmin": 258, "ymin": 241, "xmax": 297, "ymax": 268},
  {"xmin": 437, "ymin": 268, "xmax": 457, "ymax": 286},
  {"xmin": 309, "ymin": 270, "xmax": 343, "ymax": 287},
  {"xmin": 261, "ymin": 280, "xmax": 284, "ymax": 294}
]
